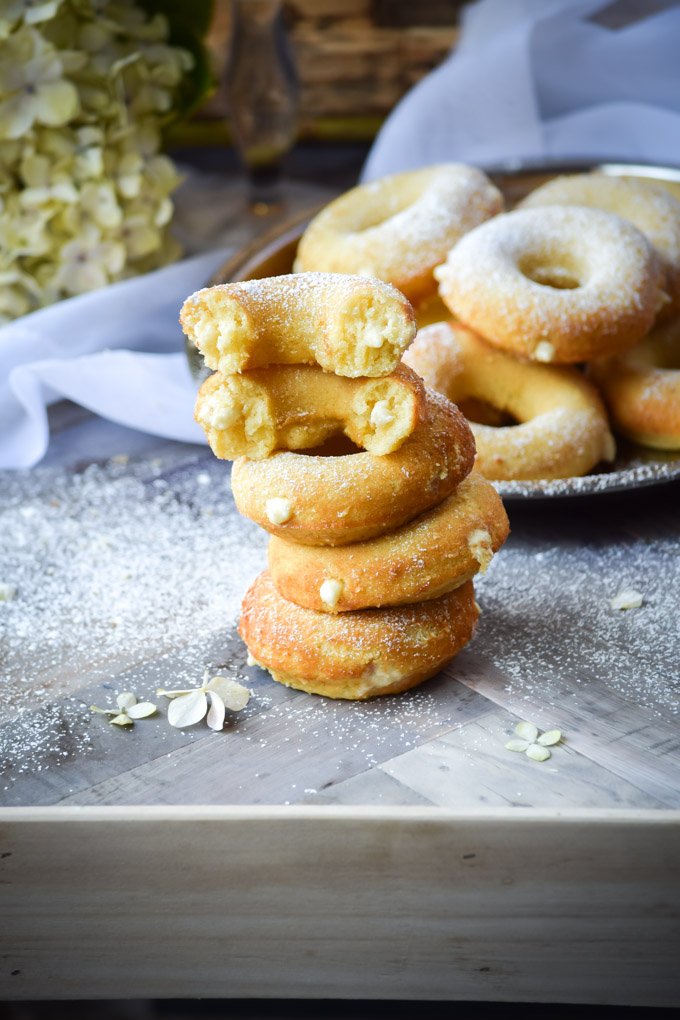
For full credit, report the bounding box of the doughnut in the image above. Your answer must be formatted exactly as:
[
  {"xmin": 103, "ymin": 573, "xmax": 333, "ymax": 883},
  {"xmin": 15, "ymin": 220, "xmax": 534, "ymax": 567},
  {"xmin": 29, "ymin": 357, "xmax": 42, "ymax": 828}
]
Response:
[
  {"xmin": 239, "ymin": 571, "xmax": 479, "ymax": 700},
  {"xmin": 435, "ymin": 206, "xmax": 666, "ymax": 363},
  {"xmin": 519, "ymin": 173, "xmax": 680, "ymax": 314},
  {"xmin": 590, "ymin": 315, "xmax": 680, "ymax": 450},
  {"xmin": 180, "ymin": 272, "xmax": 416, "ymax": 378},
  {"xmin": 404, "ymin": 322, "xmax": 615, "ymax": 481},
  {"xmin": 293, "ymin": 164, "xmax": 503, "ymax": 305},
  {"xmin": 231, "ymin": 388, "xmax": 475, "ymax": 546},
  {"xmin": 267, "ymin": 471, "xmax": 508, "ymax": 613},
  {"xmin": 195, "ymin": 362, "xmax": 426, "ymax": 460}
]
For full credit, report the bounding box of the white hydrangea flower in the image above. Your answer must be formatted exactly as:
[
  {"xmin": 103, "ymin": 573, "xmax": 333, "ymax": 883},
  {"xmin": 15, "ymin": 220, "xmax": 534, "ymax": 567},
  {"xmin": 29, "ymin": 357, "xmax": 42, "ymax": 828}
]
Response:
[
  {"xmin": 0, "ymin": 0, "xmax": 193, "ymax": 319},
  {"xmin": 52, "ymin": 224, "xmax": 125, "ymax": 294},
  {"xmin": 0, "ymin": 1, "xmax": 63, "ymax": 39},
  {"xmin": 0, "ymin": 27, "xmax": 79, "ymax": 138}
]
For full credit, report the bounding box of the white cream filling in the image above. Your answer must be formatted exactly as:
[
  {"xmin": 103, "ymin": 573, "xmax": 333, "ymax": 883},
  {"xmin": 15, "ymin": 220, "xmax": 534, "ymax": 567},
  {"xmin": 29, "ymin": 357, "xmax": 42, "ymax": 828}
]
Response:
[{"xmin": 266, "ymin": 497, "xmax": 293, "ymax": 525}]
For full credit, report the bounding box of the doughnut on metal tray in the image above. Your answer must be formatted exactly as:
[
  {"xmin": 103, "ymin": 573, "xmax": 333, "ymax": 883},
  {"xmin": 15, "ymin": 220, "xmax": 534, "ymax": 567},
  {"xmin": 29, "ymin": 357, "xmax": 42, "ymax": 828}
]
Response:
[{"xmin": 205, "ymin": 159, "xmax": 680, "ymax": 500}]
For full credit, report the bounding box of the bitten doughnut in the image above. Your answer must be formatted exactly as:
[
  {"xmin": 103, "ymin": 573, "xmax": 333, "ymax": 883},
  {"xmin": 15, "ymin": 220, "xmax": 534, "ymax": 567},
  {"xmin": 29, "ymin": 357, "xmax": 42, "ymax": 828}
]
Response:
[
  {"xmin": 435, "ymin": 206, "xmax": 665, "ymax": 363},
  {"xmin": 268, "ymin": 472, "xmax": 508, "ymax": 612},
  {"xmin": 590, "ymin": 316, "xmax": 680, "ymax": 450},
  {"xmin": 240, "ymin": 571, "xmax": 479, "ymax": 700},
  {"xmin": 195, "ymin": 362, "xmax": 426, "ymax": 460},
  {"xmin": 404, "ymin": 322, "xmax": 615, "ymax": 480},
  {"xmin": 294, "ymin": 164, "xmax": 503, "ymax": 304},
  {"xmin": 180, "ymin": 272, "xmax": 416, "ymax": 378},
  {"xmin": 231, "ymin": 389, "xmax": 475, "ymax": 545},
  {"xmin": 519, "ymin": 174, "xmax": 680, "ymax": 314}
]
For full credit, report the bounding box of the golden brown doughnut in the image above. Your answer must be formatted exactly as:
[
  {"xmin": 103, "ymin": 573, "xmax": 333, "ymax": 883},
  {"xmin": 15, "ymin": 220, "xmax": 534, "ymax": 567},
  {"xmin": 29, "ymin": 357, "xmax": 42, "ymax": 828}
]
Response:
[
  {"xmin": 267, "ymin": 471, "xmax": 508, "ymax": 612},
  {"xmin": 239, "ymin": 571, "xmax": 479, "ymax": 700},
  {"xmin": 590, "ymin": 315, "xmax": 680, "ymax": 450},
  {"xmin": 180, "ymin": 272, "xmax": 416, "ymax": 378},
  {"xmin": 404, "ymin": 322, "xmax": 615, "ymax": 481},
  {"xmin": 195, "ymin": 362, "xmax": 426, "ymax": 460},
  {"xmin": 519, "ymin": 173, "xmax": 680, "ymax": 314},
  {"xmin": 435, "ymin": 206, "xmax": 666, "ymax": 363},
  {"xmin": 231, "ymin": 388, "xmax": 475, "ymax": 545},
  {"xmin": 293, "ymin": 164, "xmax": 503, "ymax": 304}
]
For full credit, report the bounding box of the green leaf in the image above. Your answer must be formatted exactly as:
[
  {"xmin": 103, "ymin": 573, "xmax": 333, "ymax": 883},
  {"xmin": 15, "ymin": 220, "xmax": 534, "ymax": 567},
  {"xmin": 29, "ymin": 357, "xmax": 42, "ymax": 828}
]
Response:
[{"xmin": 140, "ymin": 0, "xmax": 216, "ymax": 121}]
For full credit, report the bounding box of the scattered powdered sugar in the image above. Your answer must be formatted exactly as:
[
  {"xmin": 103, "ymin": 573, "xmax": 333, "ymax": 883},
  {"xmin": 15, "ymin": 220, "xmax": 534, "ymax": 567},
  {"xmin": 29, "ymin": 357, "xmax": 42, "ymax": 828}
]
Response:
[
  {"xmin": 0, "ymin": 454, "xmax": 266, "ymax": 731},
  {"xmin": 495, "ymin": 455, "xmax": 680, "ymax": 498},
  {"xmin": 474, "ymin": 532, "xmax": 680, "ymax": 716}
]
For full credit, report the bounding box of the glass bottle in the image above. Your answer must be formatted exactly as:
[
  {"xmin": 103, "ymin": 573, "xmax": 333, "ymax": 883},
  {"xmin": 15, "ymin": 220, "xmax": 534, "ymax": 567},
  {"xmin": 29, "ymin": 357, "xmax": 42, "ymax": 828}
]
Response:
[{"xmin": 225, "ymin": 0, "xmax": 299, "ymax": 215}]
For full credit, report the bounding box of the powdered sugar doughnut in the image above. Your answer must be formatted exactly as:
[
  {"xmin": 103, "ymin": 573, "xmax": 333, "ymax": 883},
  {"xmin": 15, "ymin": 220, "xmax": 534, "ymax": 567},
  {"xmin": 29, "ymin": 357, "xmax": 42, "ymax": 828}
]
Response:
[
  {"xmin": 231, "ymin": 389, "xmax": 475, "ymax": 546},
  {"xmin": 268, "ymin": 471, "xmax": 508, "ymax": 613},
  {"xmin": 181, "ymin": 272, "xmax": 416, "ymax": 378},
  {"xmin": 590, "ymin": 316, "xmax": 680, "ymax": 450},
  {"xmin": 519, "ymin": 174, "xmax": 680, "ymax": 314},
  {"xmin": 239, "ymin": 571, "xmax": 479, "ymax": 700},
  {"xmin": 294, "ymin": 164, "xmax": 503, "ymax": 304},
  {"xmin": 404, "ymin": 321, "xmax": 615, "ymax": 480},
  {"xmin": 435, "ymin": 206, "xmax": 666, "ymax": 363}
]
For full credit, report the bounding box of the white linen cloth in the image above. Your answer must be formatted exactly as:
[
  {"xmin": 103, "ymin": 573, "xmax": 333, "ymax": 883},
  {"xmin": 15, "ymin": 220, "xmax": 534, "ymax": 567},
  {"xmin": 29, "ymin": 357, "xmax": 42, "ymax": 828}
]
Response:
[
  {"xmin": 0, "ymin": 176, "xmax": 330, "ymax": 469},
  {"xmin": 2, "ymin": 0, "xmax": 680, "ymax": 469},
  {"xmin": 363, "ymin": 0, "xmax": 680, "ymax": 179}
]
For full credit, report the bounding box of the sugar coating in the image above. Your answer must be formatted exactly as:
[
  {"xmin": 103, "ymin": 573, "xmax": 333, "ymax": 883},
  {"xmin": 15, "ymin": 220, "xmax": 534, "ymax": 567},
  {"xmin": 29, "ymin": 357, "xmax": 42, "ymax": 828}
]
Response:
[
  {"xmin": 520, "ymin": 173, "xmax": 680, "ymax": 307},
  {"xmin": 436, "ymin": 206, "xmax": 664, "ymax": 362},
  {"xmin": 295, "ymin": 164, "xmax": 503, "ymax": 302},
  {"xmin": 181, "ymin": 272, "xmax": 417, "ymax": 378}
]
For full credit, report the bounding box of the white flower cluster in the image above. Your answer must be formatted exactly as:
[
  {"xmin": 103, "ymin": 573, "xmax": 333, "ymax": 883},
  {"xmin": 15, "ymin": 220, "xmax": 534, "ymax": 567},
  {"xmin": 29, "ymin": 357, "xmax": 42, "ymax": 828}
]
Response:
[{"xmin": 0, "ymin": 0, "xmax": 194, "ymax": 323}]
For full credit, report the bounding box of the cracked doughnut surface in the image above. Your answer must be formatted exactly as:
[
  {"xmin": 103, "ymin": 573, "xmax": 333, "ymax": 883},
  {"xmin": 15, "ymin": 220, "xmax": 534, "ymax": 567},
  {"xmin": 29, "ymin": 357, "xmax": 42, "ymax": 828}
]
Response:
[{"xmin": 239, "ymin": 572, "xmax": 479, "ymax": 700}]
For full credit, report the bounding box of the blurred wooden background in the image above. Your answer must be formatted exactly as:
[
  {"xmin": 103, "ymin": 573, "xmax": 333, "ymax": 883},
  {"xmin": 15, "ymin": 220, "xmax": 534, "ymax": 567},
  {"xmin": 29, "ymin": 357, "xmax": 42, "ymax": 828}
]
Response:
[{"xmin": 200, "ymin": 0, "xmax": 463, "ymax": 139}]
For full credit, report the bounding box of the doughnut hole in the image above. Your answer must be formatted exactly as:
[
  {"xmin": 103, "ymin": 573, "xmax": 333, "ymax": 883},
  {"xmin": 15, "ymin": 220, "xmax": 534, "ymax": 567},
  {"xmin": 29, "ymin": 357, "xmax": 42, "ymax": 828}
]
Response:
[
  {"xmin": 517, "ymin": 253, "xmax": 582, "ymax": 290},
  {"xmin": 350, "ymin": 377, "xmax": 421, "ymax": 455},
  {"xmin": 457, "ymin": 397, "xmax": 517, "ymax": 428}
]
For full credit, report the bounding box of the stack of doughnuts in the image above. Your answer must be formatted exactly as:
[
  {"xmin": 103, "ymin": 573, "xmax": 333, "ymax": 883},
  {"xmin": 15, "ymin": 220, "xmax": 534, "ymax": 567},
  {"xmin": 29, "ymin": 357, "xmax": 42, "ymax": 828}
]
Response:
[{"xmin": 181, "ymin": 272, "xmax": 509, "ymax": 700}]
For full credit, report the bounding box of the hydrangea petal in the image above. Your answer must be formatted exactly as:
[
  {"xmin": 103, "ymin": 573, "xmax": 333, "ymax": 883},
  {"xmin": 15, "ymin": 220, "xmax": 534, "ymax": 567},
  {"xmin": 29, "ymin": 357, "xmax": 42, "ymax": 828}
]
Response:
[
  {"xmin": 126, "ymin": 701, "xmax": 157, "ymax": 719},
  {"xmin": 167, "ymin": 689, "xmax": 207, "ymax": 728},
  {"xmin": 537, "ymin": 729, "xmax": 562, "ymax": 747},
  {"xmin": 206, "ymin": 691, "xmax": 226, "ymax": 732},
  {"xmin": 514, "ymin": 721, "xmax": 539, "ymax": 742},
  {"xmin": 206, "ymin": 676, "xmax": 251, "ymax": 711},
  {"xmin": 36, "ymin": 79, "xmax": 79, "ymax": 126},
  {"xmin": 526, "ymin": 744, "xmax": 551, "ymax": 762}
]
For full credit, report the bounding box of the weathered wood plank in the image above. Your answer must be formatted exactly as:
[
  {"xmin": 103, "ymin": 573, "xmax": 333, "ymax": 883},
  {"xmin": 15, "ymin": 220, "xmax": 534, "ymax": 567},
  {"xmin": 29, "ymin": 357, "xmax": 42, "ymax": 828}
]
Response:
[
  {"xmin": 450, "ymin": 652, "xmax": 680, "ymax": 807},
  {"xmin": 377, "ymin": 711, "xmax": 671, "ymax": 809},
  {"xmin": 2, "ymin": 807, "xmax": 679, "ymax": 1004}
]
